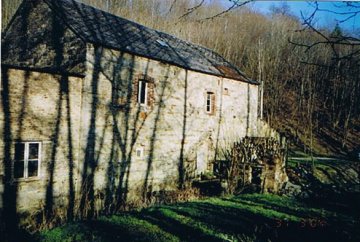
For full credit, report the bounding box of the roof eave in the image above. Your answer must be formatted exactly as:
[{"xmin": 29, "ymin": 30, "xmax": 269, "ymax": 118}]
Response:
[
  {"xmin": 86, "ymin": 41, "xmax": 258, "ymax": 85},
  {"xmin": 1, "ymin": 63, "xmax": 86, "ymax": 78}
]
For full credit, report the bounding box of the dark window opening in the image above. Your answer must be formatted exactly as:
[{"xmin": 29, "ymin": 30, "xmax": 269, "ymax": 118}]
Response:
[
  {"xmin": 206, "ymin": 92, "xmax": 215, "ymax": 114},
  {"xmin": 14, "ymin": 161, "xmax": 24, "ymax": 179},
  {"xmin": 28, "ymin": 160, "xmax": 39, "ymax": 177},
  {"xmin": 138, "ymin": 80, "xmax": 147, "ymax": 105}
]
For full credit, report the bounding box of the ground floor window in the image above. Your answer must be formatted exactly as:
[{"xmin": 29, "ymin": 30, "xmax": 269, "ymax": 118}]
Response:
[{"xmin": 14, "ymin": 142, "xmax": 41, "ymax": 179}]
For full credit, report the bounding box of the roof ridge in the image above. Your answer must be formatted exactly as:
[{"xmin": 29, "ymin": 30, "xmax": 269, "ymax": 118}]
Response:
[{"xmin": 45, "ymin": 0, "xmax": 150, "ymax": 32}]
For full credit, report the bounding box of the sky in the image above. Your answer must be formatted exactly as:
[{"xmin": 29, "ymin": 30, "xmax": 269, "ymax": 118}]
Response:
[{"xmin": 226, "ymin": 1, "xmax": 360, "ymax": 33}]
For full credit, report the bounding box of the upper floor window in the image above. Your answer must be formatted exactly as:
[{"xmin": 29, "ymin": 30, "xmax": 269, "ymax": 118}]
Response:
[
  {"xmin": 134, "ymin": 75, "xmax": 154, "ymax": 110},
  {"xmin": 206, "ymin": 92, "xmax": 215, "ymax": 114},
  {"xmin": 138, "ymin": 80, "xmax": 148, "ymax": 105},
  {"xmin": 14, "ymin": 142, "xmax": 41, "ymax": 179}
]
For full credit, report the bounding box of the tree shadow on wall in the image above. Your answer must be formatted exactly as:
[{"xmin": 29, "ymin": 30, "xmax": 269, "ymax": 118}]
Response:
[
  {"xmin": 0, "ymin": 1, "xmax": 239, "ymax": 239},
  {"xmin": 96, "ymin": 45, "xmax": 174, "ymax": 210},
  {"xmin": 1, "ymin": 4, "xmax": 80, "ymax": 240}
]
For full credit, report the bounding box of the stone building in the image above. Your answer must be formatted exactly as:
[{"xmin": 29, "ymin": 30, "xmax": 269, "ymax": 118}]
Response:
[{"xmin": 0, "ymin": 0, "xmax": 261, "ymax": 219}]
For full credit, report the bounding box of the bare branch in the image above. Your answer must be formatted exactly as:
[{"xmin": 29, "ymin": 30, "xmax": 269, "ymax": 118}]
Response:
[
  {"xmin": 167, "ymin": 0, "xmax": 177, "ymax": 15},
  {"xmin": 178, "ymin": 0, "xmax": 206, "ymax": 20},
  {"xmin": 338, "ymin": 12, "xmax": 358, "ymax": 23},
  {"xmin": 198, "ymin": 0, "xmax": 252, "ymax": 22}
]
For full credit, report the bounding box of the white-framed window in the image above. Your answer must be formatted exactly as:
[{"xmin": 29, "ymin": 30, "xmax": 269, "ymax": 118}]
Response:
[
  {"xmin": 135, "ymin": 147, "xmax": 144, "ymax": 159},
  {"xmin": 138, "ymin": 80, "xmax": 148, "ymax": 105},
  {"xmin": 13, "ymin": 142, "xmax": 41, "ymax": 179},
  {"xmin": 206, "ymin": 92, "xmax": 215, "ymax": 114}
]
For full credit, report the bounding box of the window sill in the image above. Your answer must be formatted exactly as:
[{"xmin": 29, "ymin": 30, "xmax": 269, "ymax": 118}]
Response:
[
  {"xmin": 111, "ymin": 103, "xmax": 127, "ymax": 109},
  {"xmin": 11, "ymin": 176, "xmax": 42, "ymax": 183},
  {"xmin": 137, "ymin": 104, "xmax": 149, "ymax": 112}
]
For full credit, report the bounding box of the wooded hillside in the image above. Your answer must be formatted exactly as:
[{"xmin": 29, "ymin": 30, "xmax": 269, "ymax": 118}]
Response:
[{"xmin": 2, "ymin": 0, "xmax": 360, "ymax": 156}]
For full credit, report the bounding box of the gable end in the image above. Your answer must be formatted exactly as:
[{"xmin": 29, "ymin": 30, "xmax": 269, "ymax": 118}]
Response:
[{"xmin": 1, "ymin": 0, "xmax": 86, "ymax": 76}]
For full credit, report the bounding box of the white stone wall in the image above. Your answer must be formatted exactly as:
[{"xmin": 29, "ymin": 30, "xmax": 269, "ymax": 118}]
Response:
[
  {"xmin": 0, "ymin": 69, "xmax": 83, "ymax": 212},
  {"xmin": 0, "ymin": 44, "xmax": 259, "ymax": 213},
  {"xmin": 80, "ymin": 44, "xmax": 259, "ymax": 202}
]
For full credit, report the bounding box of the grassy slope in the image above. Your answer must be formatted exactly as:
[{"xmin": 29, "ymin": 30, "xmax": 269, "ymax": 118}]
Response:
[{"xmin": 38, "ymin": 192, "xmax": 359, "ymax": 242}]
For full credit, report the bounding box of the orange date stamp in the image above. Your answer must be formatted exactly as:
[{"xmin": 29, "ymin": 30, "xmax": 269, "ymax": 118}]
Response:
[{"xmin": 274, "ymin": 218, "xmax": 328, "ymax": 228}]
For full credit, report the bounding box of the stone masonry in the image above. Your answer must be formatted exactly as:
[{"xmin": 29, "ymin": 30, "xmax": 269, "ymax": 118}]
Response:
[{"xmin": 0, "ymin": 0, "xmax": 260, "ymax": 223}]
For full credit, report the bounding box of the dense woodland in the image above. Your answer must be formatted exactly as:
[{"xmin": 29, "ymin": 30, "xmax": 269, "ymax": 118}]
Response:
[{"xmin": 2, "ymin": 0, "xmax": 360, "ymax": 156}]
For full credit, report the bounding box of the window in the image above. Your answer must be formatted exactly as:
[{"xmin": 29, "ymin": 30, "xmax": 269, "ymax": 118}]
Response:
[
  {"xmin": 136, "ymin": 147, "xmax": 144, "ymax": 158},
  {"xmin": 138, "ymin": 80, "xmax": 148, "ymax": 105},
  {"xmin": 14, "ymin": 142, "xmax": 41, "ymax": 179},
  {"xmin": 206, "ymin": 92, "xmax": 215, "ymax": 114},
  {"xmin": 135, "ymin": 75, "xmax": 155, "ymax": 110}
]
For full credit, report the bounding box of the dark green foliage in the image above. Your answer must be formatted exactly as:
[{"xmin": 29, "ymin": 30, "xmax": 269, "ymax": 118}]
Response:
[{"xmin": 330, "ymin": 23, "xmax": 343, "ymax": 38}]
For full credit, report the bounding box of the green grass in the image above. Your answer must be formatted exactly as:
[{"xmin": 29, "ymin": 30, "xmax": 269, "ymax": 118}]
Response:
[
  {"xmin": 37, "ymin": 193, "xmax": 359, "ymax": 242},
  {"xmin": 40, "ymin": 215, "xmax": 180, "ymax": 242}
]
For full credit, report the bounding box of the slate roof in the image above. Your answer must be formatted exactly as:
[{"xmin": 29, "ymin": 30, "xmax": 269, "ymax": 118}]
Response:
[{"xmin": 44, "ymin": 0, "xmax": 256, "ymax": 84}]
